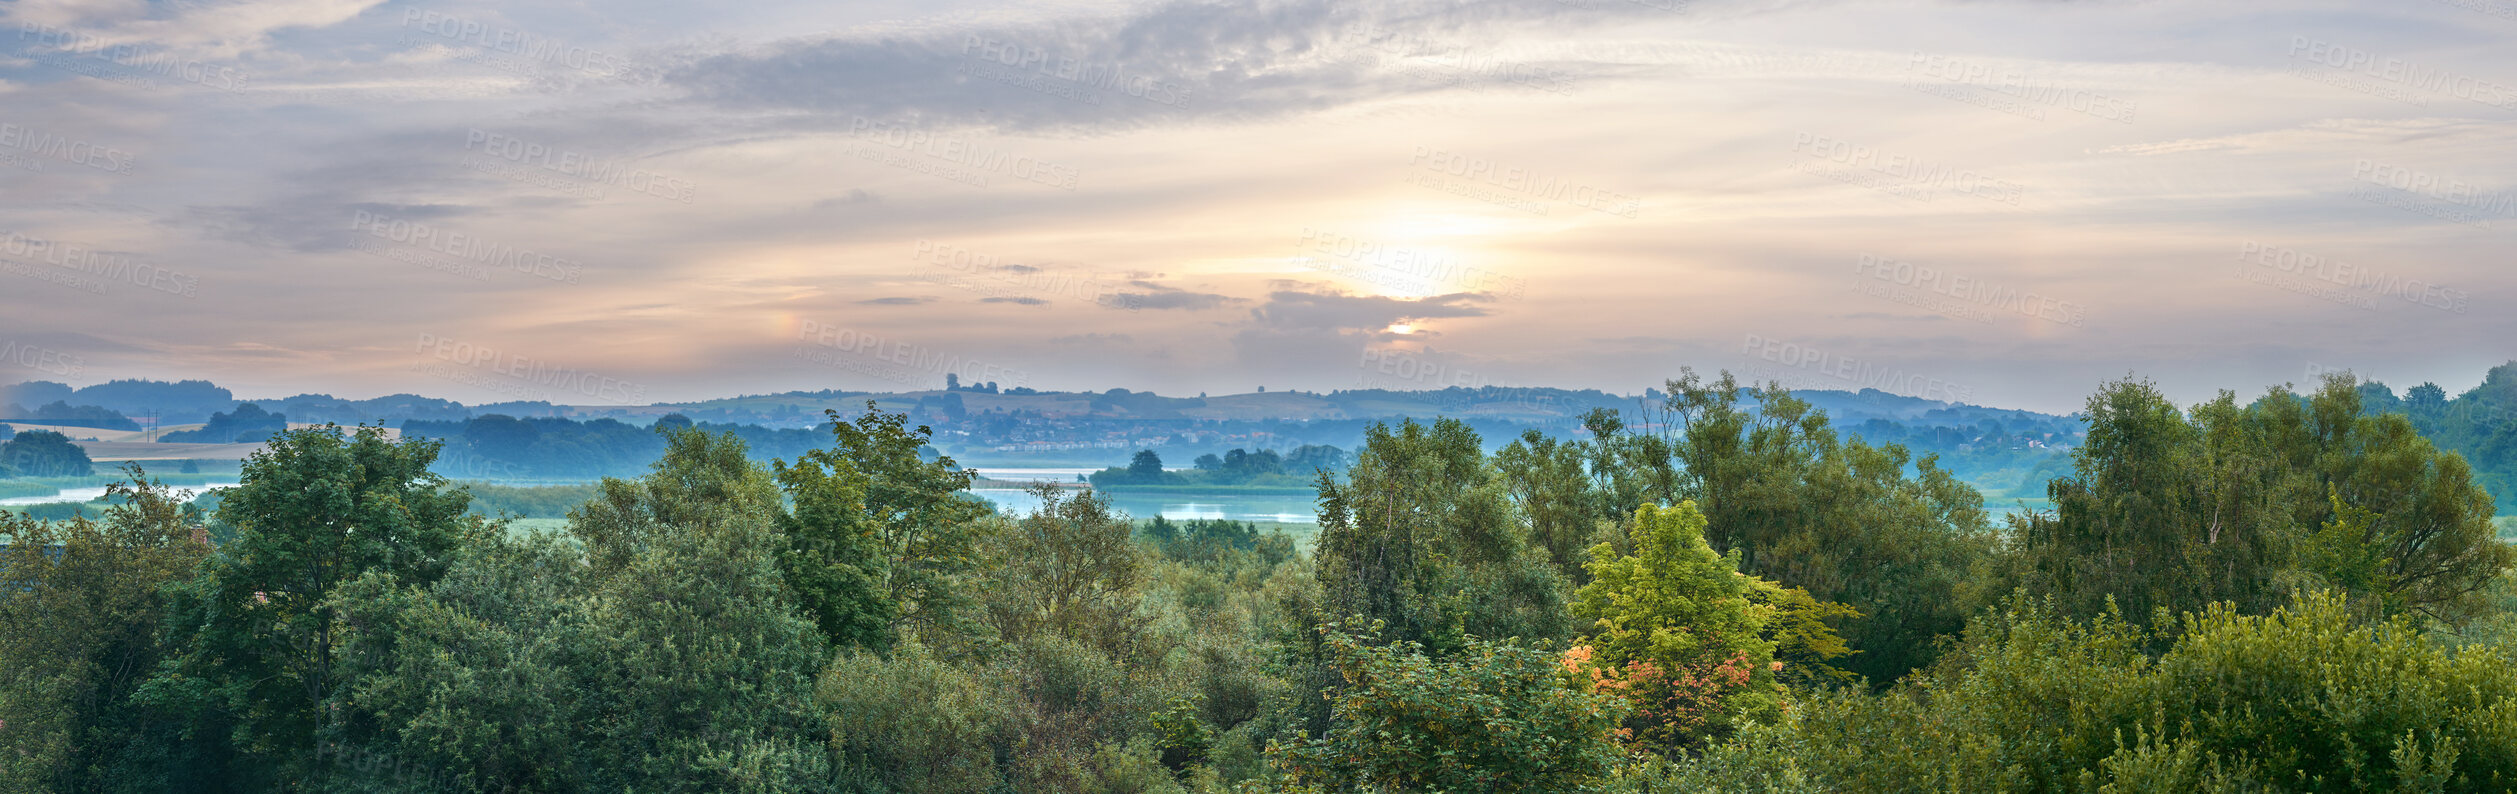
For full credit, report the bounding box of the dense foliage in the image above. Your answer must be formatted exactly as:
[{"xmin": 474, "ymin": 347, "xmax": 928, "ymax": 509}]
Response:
[
  {"xmin": 2009, "ymin": 376, "xmax": 2508, "ymax": 625},
  {"xmin": 2, "ymin": 372, "xmax": 2511, "ymax": 793}
]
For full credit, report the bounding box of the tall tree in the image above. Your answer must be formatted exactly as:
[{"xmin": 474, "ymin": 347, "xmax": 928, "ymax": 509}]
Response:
[
  {"xmin": 1622, "ymin": 371, "xmax": 1996, "ymax": 683},
  {"xmin": 1311, "ymin": 418, "xmax": 1570, "ymax": 658},
  {"xmin": 774, "ymin": 446, "xmax": 894, "ymax": 651},
  {"xmin": 778, "ymin": 402, "xmax": 988, "ymax": 638},
  {"xmin": 1494, "ymin": 429, "xmax": 1616, "ymax": 585},
  {"xmin": 0, "ymin": 470, "xmax": 211, "ymax": 793},
  {"xmin": 572, "ymin": 423, "xmax": 783, "ymax": 575},
  {"xmin": 139, "ymin": 426, "xmax": 487, "ymax": 788}
]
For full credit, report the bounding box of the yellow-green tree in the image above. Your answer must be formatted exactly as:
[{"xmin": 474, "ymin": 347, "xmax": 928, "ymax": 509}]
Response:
[{"xmin": 1570, "ymin": 501, "xmax": 1786, "ymax": 753}]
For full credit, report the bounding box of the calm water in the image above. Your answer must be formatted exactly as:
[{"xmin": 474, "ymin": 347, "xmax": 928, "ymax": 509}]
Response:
[
  {"xmin": 973, "ymin": 467, "xmax": 1101, "ymax": 484},
  {"xmin": 0, "ymin": 483, "xmax": 238, "ymax": 506},
  {"xmin": 971, "ymin": 486, "xmax": 1318, "ymax": 524}
]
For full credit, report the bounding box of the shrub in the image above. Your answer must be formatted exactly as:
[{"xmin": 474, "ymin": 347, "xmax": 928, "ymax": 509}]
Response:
[{"xmin": 1270, "ymin": 620, "xmax": 1628, "ymax": 794}]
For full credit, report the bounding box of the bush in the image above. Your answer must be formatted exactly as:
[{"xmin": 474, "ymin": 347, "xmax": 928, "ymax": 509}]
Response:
[
  {"xmin": 821, "ymin": 641, "xmax": 1014, "ymax": 794},
  {"xmin": 1696, "ymin": 592, "xmax": 2517, "ymax": 792},
  {"xmin": 1270, "ymin": 620, "xmax": 1628, "ymax": 794}
]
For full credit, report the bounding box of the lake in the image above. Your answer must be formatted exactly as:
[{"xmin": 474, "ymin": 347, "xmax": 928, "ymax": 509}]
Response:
[{"xmin": 970, "ymin": 466, "xmax": 1320, "ymax": 523}]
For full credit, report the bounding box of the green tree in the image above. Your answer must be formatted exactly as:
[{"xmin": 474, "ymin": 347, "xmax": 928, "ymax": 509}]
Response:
[
  {"xmin": 571, "ymin": 423, "xmax": 784, "ymax": 575},
  {"xmin": 780, "ymin": 403, "xmax": 988, "ymax": 637},
  {"xmin": 979, "ymin": 484, "xmax": 1152, "ymax": 659},
  {"xmin": 0, "ymin": 429, "xmax": 93, "ymax": 476},
  {"xmin": 326, "ymin": 428, "xmax": 833, "ymax": 793},
  {"xmin": 138, "ymin": 426, "xmax": 486, "ymax": 788},
  {"xmin": 1128, "ymin": 449, "xmax": 1166, "ymax": 480},
  {"xmin": 1311, "ymin": 418, "xmax": 1569, "ymax": 659},
  {"xmin": 2014, "ymin": 374, "xmax": 2510, "ymax": 626},
  {"xmin": 774, "ymin": 448, "xmax": 895, "ymax": 651},
  {"xmin": 1632, "ymin": 371, "xmax": 1994, "ymax": 683},
  {"xmin": 1494, "ymin": 429, "xmax": 1617, "ymax": 585},
  {"xmin": 0, "ymin": 470, "xmax": 210, "ymax": 793},
  {"xmin": 2283, "ymin": 376, "xmax": 2509, "ymax": 622}
]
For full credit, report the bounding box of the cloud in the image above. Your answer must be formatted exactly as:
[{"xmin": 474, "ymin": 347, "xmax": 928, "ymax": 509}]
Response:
[
  {"xmin": 1841, "ymin": 311, "xmax": 1948, "ymax": 322},
  {"xmin": 856, "ymin": 296, "xmax": 934, "ymax": 305},
  {"xmin": 1246, "ymin": 289, "xmax": 1492, "ymax": 331},
  {"xmin": 664, "ymin": 0, "xmax": 1674, "ymax": 134},
  {"xmin": 1052, "ymin": 332, "xmax": 1133, "ymax": 345},
  {"xmin": 1111, "ymin": 280, "xmax": 1236, "ymax": 310},
  {"xmin": 8, "ymin": 0, "xmax": 384, "ymax": 60},
  {"xmin": 981, "ymin": 296, "xmax": 1048, "ymax": 305},
  {"xmin": 814, "ymin": 189, "xmax": 882, "ymax": 208}
]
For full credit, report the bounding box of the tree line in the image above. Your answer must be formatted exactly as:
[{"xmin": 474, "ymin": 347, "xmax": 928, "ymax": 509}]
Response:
[{"xmin": 2, "ymin": 370, "xmax": 2513, "ymax": 793}]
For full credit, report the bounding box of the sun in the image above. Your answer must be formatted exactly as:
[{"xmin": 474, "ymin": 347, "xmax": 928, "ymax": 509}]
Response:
[{"xmin": 1385, "ymin": 323, "xmax": 1416, "ymax": 335}]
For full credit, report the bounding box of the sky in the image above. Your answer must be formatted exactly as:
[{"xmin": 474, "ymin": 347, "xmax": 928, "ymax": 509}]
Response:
[{"xmin": 0, "ymin": 0, "xmax": 2511, "ymax": 414}]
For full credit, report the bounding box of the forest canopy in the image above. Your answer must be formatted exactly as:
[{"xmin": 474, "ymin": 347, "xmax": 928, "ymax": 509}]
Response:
[{"xmin": 2, "ymin": 374, "xmax": 2513, "ymax": 793}]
